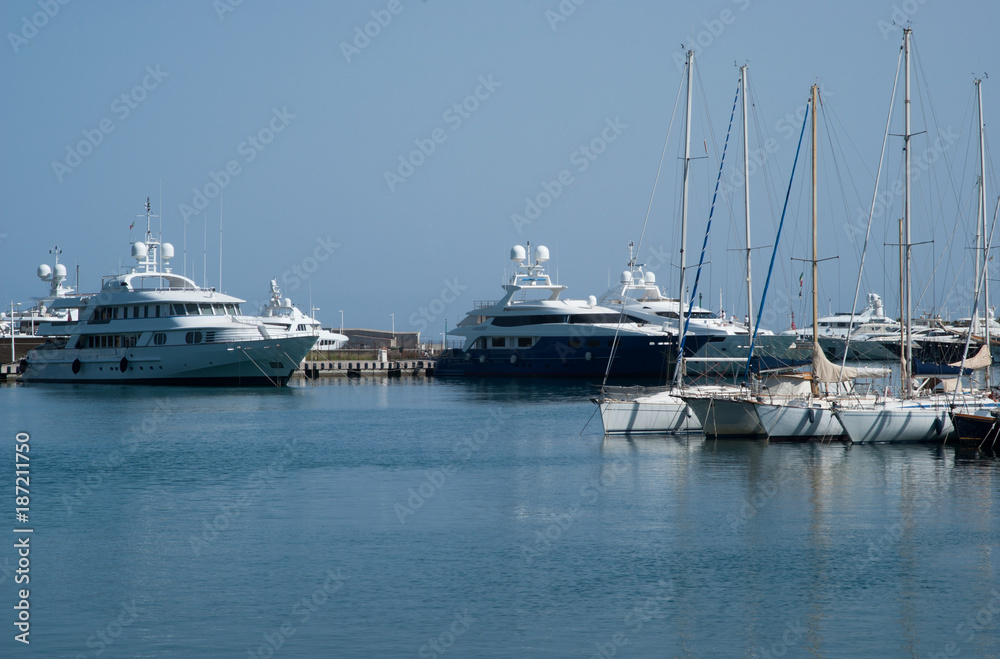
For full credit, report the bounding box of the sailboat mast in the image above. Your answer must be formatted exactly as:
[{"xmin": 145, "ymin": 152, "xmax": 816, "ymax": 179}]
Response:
[
  {"xmin": 903, "ymin": 27, "xmax": 914, "ymax": 397},
  {"xmin": 742, "ymin": 65, "xmax": 753, "ymax": 330},
  {"xmin": 977, "ymin": 77, "xmax": 991, "ymax": 385},
  {"xmin": 811, "ymin": 83, "xmax": 820, "ymax": 398},
  {"xmin": 674, "ymin": 49, "xmax": 694, "ymax": 387}
]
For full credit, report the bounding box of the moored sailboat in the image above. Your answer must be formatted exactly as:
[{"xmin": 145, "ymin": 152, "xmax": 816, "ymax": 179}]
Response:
[{"xmin": 834, "ymin": 30, "xmax": 997, "ymax": 442}]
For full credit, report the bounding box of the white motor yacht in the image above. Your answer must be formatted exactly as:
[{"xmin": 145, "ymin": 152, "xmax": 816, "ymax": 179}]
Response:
[
  {"xmin": 259, "ymin": 279, "xmax": 348, "ymax": 352},
  {"xmin": 20, "ymin": 199, "xmax": 318, "ymax": 386}
]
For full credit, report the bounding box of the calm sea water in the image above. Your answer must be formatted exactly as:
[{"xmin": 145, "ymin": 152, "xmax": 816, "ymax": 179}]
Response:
[{"xmin": 2, "ymin": 378, "xmax": 999, "ymax": 657}]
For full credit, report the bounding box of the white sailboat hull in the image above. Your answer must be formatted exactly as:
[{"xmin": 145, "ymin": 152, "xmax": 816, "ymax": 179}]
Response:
[
  {"xmin": 599, "ymin": 392, "xmax": 699, "ymax": 434},
  {"xmin": 834, "ymin": 405, "xmax": 954, "ymax": 444},
  {"xmin": 754, "ymin": 401, "xmax": 845, "ymax": 440},
  {"xmin": 683, "ymin": 395, "xmax": 765, "ymax": 437}
]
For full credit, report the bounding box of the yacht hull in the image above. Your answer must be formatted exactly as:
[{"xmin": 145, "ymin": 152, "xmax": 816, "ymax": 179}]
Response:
[
  {"xmin": 753, "ymin": 401, "xmax": 845, "ymax": 440},
  {"xmin": 21, "ymin": 335, "xmax": 316, "ymax": 387},
  {"xmin": 683, "ymin": 395, "xmax": 765, "ymax": 437},
  {"xmin": 682, "ymin": 334, "xmax": 807, "ymax": 375},
  {"xmin": 599, "ymin": 393, "xmax": 699, "ymax": 434},
  {"xmin": 833, "ymin": 406, "xmax": 954, "ymax": 444},
  {"xmin": 816, "ymin": 337, "xmax": 898, "ymax": 361},
  {"xmin": 435, "ymin": 335, "xmax": 680, "ymax": 378},
  {"xmin": 952, "ymin": 412, "xmax": 1000, "ymax": 450}
]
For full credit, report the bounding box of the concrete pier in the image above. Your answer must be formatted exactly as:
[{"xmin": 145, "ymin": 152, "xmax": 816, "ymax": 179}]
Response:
[
  {"xmin": 296, "ymin": 360, "xmax": 435, "ymax": 380},
  {"xmin": 1, "ymin": 359, "xmax": 437, "ymax": 383}
]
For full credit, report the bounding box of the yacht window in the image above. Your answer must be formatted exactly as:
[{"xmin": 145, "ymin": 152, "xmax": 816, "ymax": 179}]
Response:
[
  {"xmin": 156, "ymin": 305, "xmax": 161, "ymax": 317},
  {"xmin": 112, "ymin": 308, "xmax": 118, "ymax": 320},
  {"xmin": 491, "ymin": 337, "xmax": 505, "ymax": 348},
  {"xmin": 588, "ymin": 339, "xmax": 600, "ymax": 347},
  {"xmin": 186, "ymin": 304, "xmax": 199, "ymax": 315},
  {"xmin": 144, "ymin": 306, "xmax": 149, "ymax": 318},
  {"xmin": 492, "ymin": 314, "xmax": 568, "ymax": 327},
  {"xmin": 185, "ymin": 331, "xmax": 203, "ymax": 344},
  {"xmin": 518, "ymin": 337, "xmax": 533, "ymax": 348},
  {"xmin": 153, "ymin": 333, "xmax": 167, "ymax": 345},
  {"xmin": 132, "ymin": 307, "xmax": 138, "ymax": 319},
  {"xmin": 570, "ymin": 313, "xmax": 645, "ymax": 324},
  {"xmin": 568, "ymin": 338, "xmax": 582, "ymax": 348}
]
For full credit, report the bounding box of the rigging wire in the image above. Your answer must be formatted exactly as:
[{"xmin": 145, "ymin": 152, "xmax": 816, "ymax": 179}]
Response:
[
  {"xmin": 839, "ymin": 45, "xmax": 902, "ymax": 375},
  {"xmin": 680, "ymin": 73, "xmax": 741, "ymax": 361},
  {"xmin": 745, "ymin": 93, "xmax": 810, "ymax": 381}
]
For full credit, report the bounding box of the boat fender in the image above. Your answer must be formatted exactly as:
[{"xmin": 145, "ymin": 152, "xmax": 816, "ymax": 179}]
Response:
[
  {"xmin": 808, "ymin": 407, "xmax": 816, "ymax": 424},
  {"xmin": 686, "ymin": 407, "xmax": 693, "ymax": 418},
  {"xmin": 120, "ymin": 357, "xmax": 128, "ymax": 373},
  {"xmin": 585, "ymin": 352, "xmax": 592, "ymax": 361},
  {"xmin": 71, "ymin": 358, "xmax": 81, "ymax": 374},
  {"xmin": 479, "ymin": 355, "xmax": 486, "ymax": 364},
  {"xmin": 464, "ymin": 352, "xmax": 471, "ymax": 361},
  {"xmin": 510, "ymin": 355, "xmax": 517, "ymax": 364},
  {"xmin": 933, "ymin": 416, "xmax": 943, "ymax": 435},
  {"xmin": 19, "ymin": 358, "xmax": 29, "ymax": 374}
]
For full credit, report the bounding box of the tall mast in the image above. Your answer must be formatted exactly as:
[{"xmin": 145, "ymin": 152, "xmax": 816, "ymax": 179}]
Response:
[
  {"xmin": 674, "ymin": 49, "xmax": 694, "ymax": 388},
  {"xmin": 810, "ymin": 83, "xmax": 820, "ymax": 398},
  {"xmin": 902, "ymin": 27, "xmax": 914, "ymax": 397},
  {"xmin": 977, "ymin": 77, "xmax": 991, "ymax": 384},
  {"xmin": 742, "ymin": 65, "xmax": 754, "ymax": 330}
]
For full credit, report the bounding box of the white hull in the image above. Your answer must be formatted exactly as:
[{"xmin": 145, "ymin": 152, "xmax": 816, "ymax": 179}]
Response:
[
  {"xmin": 599, "ymin": 392, "xmax": 699, "ymax": 434},
  {"xmin": 834, "ymin": 405, "xmax": 954, "ymax": 444},
  {"xmin": 753, "ymin": 401, "xmax": 845, "ymax": 440},
  {"xmin": 22, "ymin": 334, "xmax": 316, "ymax": 386},
  {"xmin": 683, "ymin": 395, "xmax": 765, "ymax": 437}
]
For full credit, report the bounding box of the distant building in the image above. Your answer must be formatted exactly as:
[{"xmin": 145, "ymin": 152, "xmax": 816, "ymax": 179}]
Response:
[{"xmin": 334, "ymin": 328, "xmax": 419, "ymax": 350}]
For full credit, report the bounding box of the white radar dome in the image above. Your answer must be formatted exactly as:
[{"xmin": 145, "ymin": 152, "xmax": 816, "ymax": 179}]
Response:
[
  {"xmin": 534, "ymin": 245, "xmax": 550, "ymax": 263},
  {"xmin": 588, "ymin": 295, "xmax": 597, "ymax": 307},
  {"xmin": 620, "ymin": 270, "xmax": 632, "ymax": 284},
  {"xmin": 37, "ymin": 264, "xmax": 52, "ymax": 279},
  {"xmin": 283, "ymin": 298, "xmax": 292, "ymax": 308},
  {"xmin": 53, "ymin": 264, "xmax": 67, "ymax": 278},
  {"xmin": 646, "ymin": 272, "xmax": 656, "ymax": 284},
  {"xmin": 161, "ymin": 243, "xmax": 175, "ymax": 261},
  {"xmin": 510, "ymin": 245, "xmax": 526, "ymax": 263},
  {"xmin": 132, "ymin": 241, "xmax": 148, "ymax": 260}
]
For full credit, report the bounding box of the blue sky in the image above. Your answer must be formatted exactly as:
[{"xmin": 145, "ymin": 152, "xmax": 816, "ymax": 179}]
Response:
[{"xmin": 2, "ymin": 0, "xmax": 997, "ymax": 339}]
